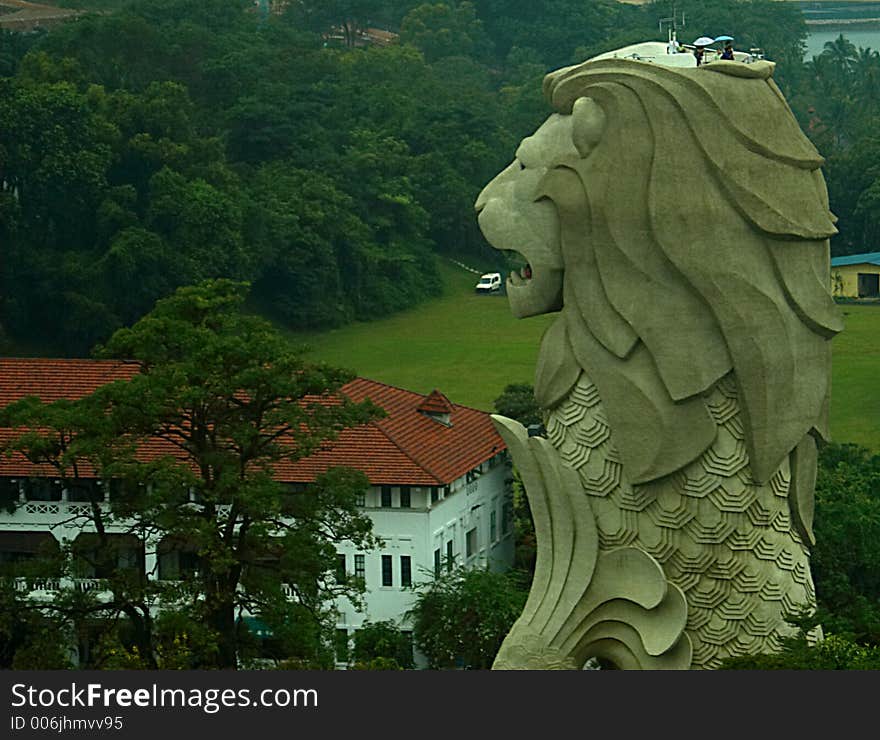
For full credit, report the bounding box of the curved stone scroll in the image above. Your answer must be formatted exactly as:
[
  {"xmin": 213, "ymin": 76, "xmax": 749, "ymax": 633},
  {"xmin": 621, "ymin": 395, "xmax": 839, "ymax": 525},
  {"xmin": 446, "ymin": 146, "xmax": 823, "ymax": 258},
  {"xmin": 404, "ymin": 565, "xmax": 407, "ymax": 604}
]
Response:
[{"xmin": 491, "ymin": 415, "xmax": 692, "ymax": 670}]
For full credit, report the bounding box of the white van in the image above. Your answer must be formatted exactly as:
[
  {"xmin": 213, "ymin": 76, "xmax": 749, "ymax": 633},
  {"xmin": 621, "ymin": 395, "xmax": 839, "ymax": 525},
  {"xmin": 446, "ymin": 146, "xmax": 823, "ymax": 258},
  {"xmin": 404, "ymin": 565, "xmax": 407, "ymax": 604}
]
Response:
[{"xmin": 475, "ymin": 272, "xmax": 502, "ymax": 294}]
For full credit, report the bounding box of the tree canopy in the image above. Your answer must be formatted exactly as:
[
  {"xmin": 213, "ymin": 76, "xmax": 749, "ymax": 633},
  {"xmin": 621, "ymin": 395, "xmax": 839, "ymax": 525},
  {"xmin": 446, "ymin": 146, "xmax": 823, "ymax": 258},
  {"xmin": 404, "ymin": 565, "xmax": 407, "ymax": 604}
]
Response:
[
  {"xmin": 3, "ymin": 0, "xmax": 878, "ymax": 671},
  {"xmin": 0, "ymin": 280, "xmax": 382, "ymax": 668},
  {"xmin": 407, "ymin": 566, "xmax": 527, "ymax": 669},
  {"xmin": 351, "ymin": 619, "xmax": 415, "ymax": 669},
  {"xmin": 0, "ymin": 0, "xmax": 818, "ymax": 355}
]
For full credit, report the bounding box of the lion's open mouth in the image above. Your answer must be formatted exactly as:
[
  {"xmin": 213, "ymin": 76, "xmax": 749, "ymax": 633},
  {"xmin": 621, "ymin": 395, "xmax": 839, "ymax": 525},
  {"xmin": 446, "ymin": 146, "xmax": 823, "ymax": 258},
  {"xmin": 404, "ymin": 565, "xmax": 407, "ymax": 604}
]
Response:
[
  {"xmin": 507, "ymin": 259, "xmax": 534, "ymax": 287},
  {"xmin": 496, "ymin": 250, "xmax": 563, "ymax": 319},
  {"xmin": 475, "ymin": 178, "xmax": 564, "ymax": 318}
]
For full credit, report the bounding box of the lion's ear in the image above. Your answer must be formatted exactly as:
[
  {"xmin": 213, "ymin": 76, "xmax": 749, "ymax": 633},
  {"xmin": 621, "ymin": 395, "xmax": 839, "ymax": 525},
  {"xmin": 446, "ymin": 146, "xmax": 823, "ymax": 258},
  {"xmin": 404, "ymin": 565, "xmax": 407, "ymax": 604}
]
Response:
[{"xmin": 571, "ymin": 97, "xmax": 605, "ymax": 158}]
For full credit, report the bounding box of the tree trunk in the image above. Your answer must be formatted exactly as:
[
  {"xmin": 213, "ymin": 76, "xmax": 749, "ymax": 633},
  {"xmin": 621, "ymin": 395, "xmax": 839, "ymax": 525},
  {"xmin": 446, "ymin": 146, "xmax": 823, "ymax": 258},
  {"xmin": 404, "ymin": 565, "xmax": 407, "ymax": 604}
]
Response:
[
  {"xmin": 205, "ymin": 580, "xmax": 238, "ymax": 669},
  {"xmin": 121, "ymin": 605, "xmax": 157, "ymax": 669}
]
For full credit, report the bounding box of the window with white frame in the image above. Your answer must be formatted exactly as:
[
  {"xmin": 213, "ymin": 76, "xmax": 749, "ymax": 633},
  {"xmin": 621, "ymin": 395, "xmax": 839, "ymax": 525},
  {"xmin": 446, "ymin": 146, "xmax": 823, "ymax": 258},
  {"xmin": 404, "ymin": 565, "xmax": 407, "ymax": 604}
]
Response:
[
  {"xmin": 25, "ymin": 478, "xmax": 62, "ymax": 502},
  {"xmin": 466, "ymin": 528, "xmax": 477, "ymax": 559},
  {"xmin": 335, "ymin": 629, "xmax": 349, "ymax": 662}
]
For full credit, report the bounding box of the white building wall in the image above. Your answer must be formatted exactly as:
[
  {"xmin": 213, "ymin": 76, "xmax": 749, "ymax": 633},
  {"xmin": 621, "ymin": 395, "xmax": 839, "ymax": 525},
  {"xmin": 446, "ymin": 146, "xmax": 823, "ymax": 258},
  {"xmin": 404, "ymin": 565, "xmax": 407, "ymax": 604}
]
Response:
[
  {"xmin": 333, "ymin": 455, "xmax": 515, "ymax": 661},
  {"xmin": 0, "ymin": 453, "xmax": 515, "ymax": 666}
]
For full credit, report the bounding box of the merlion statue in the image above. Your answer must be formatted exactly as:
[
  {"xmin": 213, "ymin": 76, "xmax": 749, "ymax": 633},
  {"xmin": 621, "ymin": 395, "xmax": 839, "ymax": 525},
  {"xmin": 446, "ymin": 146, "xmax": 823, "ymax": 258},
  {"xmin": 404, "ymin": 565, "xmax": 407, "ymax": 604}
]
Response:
[{"xmin": 476, "ymin": 49, "xmax": 842, "ymax": 669}]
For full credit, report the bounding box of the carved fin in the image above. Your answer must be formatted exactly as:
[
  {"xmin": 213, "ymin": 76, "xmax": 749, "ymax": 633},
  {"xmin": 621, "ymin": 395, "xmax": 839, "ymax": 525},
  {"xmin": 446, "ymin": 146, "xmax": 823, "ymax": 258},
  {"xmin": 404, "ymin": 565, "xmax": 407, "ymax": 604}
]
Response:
[
  {"xmin": 491, "ymin": 415, "xmax": 690, "ymax": 670},
  {"xmin": 789, "ymin": 434, "xmax": 818, "ymax": 547}
]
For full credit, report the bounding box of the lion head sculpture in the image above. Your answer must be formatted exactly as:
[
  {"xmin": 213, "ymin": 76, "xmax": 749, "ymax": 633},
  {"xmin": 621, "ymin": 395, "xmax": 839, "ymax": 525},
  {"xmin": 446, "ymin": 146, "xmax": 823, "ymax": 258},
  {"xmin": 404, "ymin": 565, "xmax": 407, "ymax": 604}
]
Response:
[
  {"xmin": 476, "ymin": 57, "xmax": 842, "ymax": 488},
  {"xmin": 477, "ymin": 55, "xmax": 843, "ymax": 669}
]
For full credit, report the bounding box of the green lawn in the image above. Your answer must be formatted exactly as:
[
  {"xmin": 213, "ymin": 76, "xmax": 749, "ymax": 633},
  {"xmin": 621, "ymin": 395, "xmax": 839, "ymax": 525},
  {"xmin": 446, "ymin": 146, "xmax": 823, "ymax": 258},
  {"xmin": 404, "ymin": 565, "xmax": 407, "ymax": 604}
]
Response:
[
  {"xmin": 830, "ymin": 304, "xmax": 880, "ymax": 450},
  {"xmin": 289, "ymin": 263, "xmax": 880, "ymax": 451},
  {"xmin": 286, "ymin": 262, "xmax": 554, "ymax": 410}
]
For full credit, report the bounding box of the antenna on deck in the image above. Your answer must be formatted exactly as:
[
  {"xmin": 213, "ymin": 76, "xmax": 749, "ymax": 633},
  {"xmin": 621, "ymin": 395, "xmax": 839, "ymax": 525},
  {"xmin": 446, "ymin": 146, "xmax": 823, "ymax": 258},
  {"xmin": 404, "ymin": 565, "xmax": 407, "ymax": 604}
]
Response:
[{"xmin": 659, "ymin": 1, "xmax": 686, "ymax": 51}]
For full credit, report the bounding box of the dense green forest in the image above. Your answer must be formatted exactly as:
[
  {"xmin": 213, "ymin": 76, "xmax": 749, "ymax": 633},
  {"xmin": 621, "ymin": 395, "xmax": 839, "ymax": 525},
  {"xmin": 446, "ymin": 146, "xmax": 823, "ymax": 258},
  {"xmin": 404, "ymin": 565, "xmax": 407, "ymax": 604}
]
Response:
[
  {"xmin": 0, "ymin": 0, "xmax": 872, "ymax": 355},
  {"xmin": 3, "ymin": 1, "xmax": 880, "ymax": 669}
]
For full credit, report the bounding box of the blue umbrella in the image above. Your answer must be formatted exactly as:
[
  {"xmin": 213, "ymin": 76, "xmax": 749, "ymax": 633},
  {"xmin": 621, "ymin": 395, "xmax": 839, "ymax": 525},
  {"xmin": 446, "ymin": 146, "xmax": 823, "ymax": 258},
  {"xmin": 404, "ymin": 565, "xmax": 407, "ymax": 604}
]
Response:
[{"xmin": 715, "ymin": 35, "xmax": 734, "ymax": 42}]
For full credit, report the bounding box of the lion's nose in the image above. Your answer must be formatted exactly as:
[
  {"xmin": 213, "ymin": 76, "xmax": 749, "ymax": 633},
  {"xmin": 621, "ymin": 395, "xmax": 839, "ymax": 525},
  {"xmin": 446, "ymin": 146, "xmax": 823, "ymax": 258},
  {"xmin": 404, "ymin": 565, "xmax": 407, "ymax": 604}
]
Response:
[
  {"xmin": 475, "ymin": 183, "xmax": 497, "ymax": 213},
  {"xmin": 476, "ymin": 160, "xmax": 521, "ymax": 212}
]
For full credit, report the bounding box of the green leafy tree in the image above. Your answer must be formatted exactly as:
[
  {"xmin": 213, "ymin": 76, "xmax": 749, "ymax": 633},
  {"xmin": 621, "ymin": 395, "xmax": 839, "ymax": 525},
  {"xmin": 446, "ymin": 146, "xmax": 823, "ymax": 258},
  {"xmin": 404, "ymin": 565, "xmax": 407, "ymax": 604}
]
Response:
[
  {"xmin": 0, "ymin": 78, "xmax": 114, "ymax": 249},
  {"xmin": 493, "ymin": 383, "xmax": 541, "ymax": 428},
  {"xmin": 822, "ymin": 33, "xmax": 858, "ymax": 75},
  {"xmin": 27, "ymin": 13, "xmax": 165, "ymax": 91},
  {"xmin": 245, "ymin": 163, "xmax": 365, "ymax": 329},
  {"xmin": 1, "ymin": 280, "xmax": 382, "ymax": 669},
  {"xmin": 399, "ymin": 2, "xmax": 493, "ymax": 63},
  {"xmin": 289, "ymin": 0, "xmax": 389, "ymax": 48},
  {"xmin": 720, "ymin": 614, "xmax": 880, "ymax": 670},
  {"xmin": 146, "ymin": 166, "xmax": 251, "ymax": 282},
  {"xmin": 351, "ymin": 620, "xmax": 415, "ymax": 669},
  {"xmin": 0, "ymin": 562, "xmax": 72, "ymax": 669},
  {"xmin": 331, "ymin": 127, "xmax": 440, "ymax": 317},
  {"xmin": 469, "ymin": 0, "xmax": 643, "ymax": 69},
  {"xmin": 408, "ymin": 566, "xmax": 527, "ymax": 668},
  {"xmin": 810, "ymin": 443, "xmax": 880, "ymax": 643},
  {"xmin": 491, "ymin": 384, "xmax": 540, "ymax": 572},
  {"xmin": 0, "ymin": 29, "xmax": 44, "ymax": 77},
  {"xmin": 497, "ymin": 46, "xmax": 548, "ymax": 136},
  {"xmin": 97, "ymin": 227, "xmax": 176, "ymax": 327}
]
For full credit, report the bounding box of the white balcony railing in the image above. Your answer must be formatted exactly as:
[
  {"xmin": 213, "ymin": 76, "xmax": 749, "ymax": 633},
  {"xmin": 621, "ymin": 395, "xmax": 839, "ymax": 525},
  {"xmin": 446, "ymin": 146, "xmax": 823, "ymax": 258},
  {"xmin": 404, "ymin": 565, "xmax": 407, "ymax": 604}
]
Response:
[
  {"xmin": 74, "ymin": 578, "xmax": 106, "ymax": 593},
  {"xmin": 11, "ymin": 577, "xmax": 110, "ymax": 596},
  {"xmin": 17, "ymin": 502, "xmax": 100, "ymax": 517},
  {"xmin": 12, "ymin": 577, "xmax": 62, "ymax": 593}
]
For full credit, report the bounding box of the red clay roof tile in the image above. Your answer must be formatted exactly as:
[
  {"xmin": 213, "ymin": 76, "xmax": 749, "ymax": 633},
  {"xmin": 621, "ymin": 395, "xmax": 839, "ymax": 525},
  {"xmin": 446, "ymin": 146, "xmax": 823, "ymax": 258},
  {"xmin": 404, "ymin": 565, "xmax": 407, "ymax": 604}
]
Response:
[{"xmin": 0, "ymin": 359, "xmax": 505, "ymax": 486}]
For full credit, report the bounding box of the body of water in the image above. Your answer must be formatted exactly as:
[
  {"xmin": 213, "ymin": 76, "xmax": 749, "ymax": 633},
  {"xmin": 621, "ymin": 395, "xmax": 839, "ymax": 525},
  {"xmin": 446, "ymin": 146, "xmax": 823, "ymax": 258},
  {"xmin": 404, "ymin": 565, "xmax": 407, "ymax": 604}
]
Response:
[
  {"xmin": 805, "ymin": 28, "xmax": 880, "ymax": 56},
  {"xmin": 800, "ymin": 2, "xmax": 880, "ymax": 56}
]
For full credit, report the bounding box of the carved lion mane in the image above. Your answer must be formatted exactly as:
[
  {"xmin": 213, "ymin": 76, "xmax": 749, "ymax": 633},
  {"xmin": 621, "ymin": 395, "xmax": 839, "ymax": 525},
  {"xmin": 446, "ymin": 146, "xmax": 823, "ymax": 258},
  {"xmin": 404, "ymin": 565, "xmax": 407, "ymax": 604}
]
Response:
[{"xmin": 476, "ymin": 58, "xmax": 842, "ymax": 489}]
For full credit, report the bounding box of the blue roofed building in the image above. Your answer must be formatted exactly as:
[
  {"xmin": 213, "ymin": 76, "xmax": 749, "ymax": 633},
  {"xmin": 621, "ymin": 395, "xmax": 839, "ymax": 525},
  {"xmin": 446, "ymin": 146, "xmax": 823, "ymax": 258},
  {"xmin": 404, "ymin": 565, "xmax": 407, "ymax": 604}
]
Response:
[{"xmin": 831, "ymin": 251, "xmax": 880, "ymax": 299}]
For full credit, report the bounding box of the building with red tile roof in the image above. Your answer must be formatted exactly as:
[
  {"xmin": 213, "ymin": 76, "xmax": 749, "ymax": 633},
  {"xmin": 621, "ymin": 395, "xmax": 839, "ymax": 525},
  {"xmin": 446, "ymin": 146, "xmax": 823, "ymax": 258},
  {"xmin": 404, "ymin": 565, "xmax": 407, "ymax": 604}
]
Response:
[
  {"xmin": 0, "ymin": 359, "xmax": 505, "ymax": 486},
  {"xmin": 0, "ymin": 358, "xmax": 514, "ymax": 665}
]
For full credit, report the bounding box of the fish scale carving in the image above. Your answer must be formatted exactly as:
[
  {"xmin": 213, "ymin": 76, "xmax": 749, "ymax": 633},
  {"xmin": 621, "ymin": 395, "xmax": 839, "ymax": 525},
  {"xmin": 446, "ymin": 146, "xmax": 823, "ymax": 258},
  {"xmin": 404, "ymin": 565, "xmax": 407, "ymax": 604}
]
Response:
[{"xmin": 545, "ymin": 373, "xmax": 814, "ymax": 669}]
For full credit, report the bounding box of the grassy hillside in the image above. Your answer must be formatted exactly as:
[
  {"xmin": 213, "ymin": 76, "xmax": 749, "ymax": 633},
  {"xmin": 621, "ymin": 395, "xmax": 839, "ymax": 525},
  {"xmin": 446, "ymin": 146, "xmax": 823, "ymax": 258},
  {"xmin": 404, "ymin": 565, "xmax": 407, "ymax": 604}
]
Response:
[
  {"xmin": 290, "ymin": 262, "xmax": 880, "ymax": 451},
  {"xmin": 830, "ymin": 303, "xmax": 880, "ymax": 450},
  {"xmin": 287, "ymin": 262, "xmax": 554, "ymax": 410}
]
